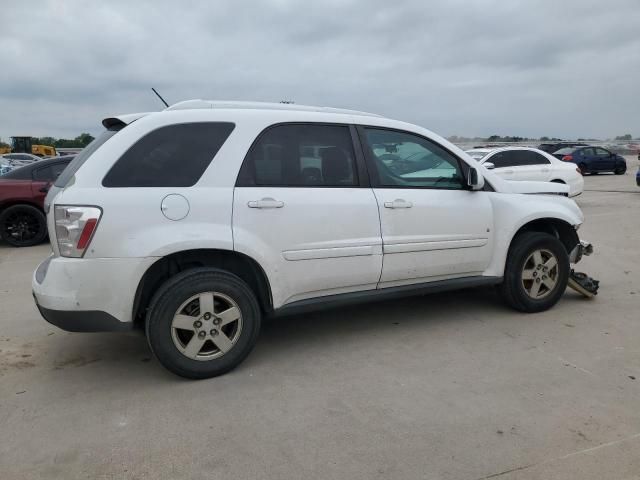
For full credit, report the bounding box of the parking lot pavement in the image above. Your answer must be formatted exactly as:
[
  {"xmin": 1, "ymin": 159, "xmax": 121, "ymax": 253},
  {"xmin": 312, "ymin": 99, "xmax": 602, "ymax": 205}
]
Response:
[{"xmin": 0, "ymin": 157, "xmax": 638, "ymax": 480}]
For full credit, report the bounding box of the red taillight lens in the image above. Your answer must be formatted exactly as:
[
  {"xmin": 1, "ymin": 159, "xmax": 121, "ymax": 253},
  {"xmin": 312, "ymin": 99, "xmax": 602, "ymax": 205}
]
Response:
[
  {"xmin": 76, "ymin": 218, "xmax": 98, "ymax": 250},
  {"xmin": 54, "ymin": 206, "xmax": 102, "ymax": 257},
  {"xmin": 562, "ymin": 155, "xmax": 573, "ymax": 161}
]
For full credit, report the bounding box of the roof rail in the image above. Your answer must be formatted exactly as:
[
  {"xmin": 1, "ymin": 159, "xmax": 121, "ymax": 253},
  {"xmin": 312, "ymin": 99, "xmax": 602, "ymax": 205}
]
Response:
[{"xmin": 164, "ymin": 100, "xmax": 381, "ymax": 117}]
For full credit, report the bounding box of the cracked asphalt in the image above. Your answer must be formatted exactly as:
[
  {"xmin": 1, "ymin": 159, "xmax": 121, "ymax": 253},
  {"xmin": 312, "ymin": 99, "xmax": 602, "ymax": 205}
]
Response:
[{"xmin": 0, "ymin": 156, "xmax": 638, "ymax": 479}]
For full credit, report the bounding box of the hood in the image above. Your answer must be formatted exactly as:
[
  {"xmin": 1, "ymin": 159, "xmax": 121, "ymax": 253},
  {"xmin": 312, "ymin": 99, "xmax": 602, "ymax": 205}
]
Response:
[{"xmin": 505, "ymin": 180, "xmax": 570, "ymax": 196}]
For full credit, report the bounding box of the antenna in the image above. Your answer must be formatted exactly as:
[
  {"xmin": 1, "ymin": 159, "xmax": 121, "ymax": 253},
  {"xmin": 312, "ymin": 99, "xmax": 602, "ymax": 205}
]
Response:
[{"xmin": 151, "ymin": 88, "xmax": 169, "ymax": 108}]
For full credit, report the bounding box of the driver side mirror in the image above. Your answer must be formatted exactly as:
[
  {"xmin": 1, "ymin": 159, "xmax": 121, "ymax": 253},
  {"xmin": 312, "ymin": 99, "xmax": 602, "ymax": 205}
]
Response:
[
  {"xmin": 467, "ymin": 167, "xmax": 485, "ymax": 191},
  {"xmin": 483, "ymin": 162, "xmax": 495, "ymax": 170}
]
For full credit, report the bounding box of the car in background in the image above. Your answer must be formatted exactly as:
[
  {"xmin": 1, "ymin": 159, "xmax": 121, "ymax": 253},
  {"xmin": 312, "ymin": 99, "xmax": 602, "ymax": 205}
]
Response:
[
  {"xmin": 552, "ymin": 146, "xmax": 626, "ymax": 175},
  {"xmin": 465, "ymin": 147, "xmax": 584, "ymax": 197},
  {"xmin": 0, "ymin": 156, "xmax": 73, "ymax": 247},
  {"xmin": 1, "ymin": 153, "xmax": 42, "ymax": 163},
  {"xmin": 636, "ymin": 166, "xmax": 640, "ymax": 186},
  {"xmin": 537, "ymin": 142, "xmax": 587, "ymax": 154}
]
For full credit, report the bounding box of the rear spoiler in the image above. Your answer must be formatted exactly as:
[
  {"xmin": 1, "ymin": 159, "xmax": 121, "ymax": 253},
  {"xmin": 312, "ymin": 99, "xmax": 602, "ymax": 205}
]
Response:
[{"xmin": 102, "ymin": 112, "xmax": 151, "ymax": 129}]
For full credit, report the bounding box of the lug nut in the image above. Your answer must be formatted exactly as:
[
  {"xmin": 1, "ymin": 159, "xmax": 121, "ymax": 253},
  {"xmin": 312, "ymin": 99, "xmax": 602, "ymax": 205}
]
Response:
[
  {"xmin": 210, "ymin": 329, "xmax": 218, "ymax": 336},
  {"xmin": 213, "ymin": 318, "xmax": 221, "ymax": 325},
  {"xmin": 203, "ymin": 313, "xmax": 211, "ymax": 320},
  {"xmin": 536, "ymin": 278, "xmax": 541, "ymax": 283},
  {"xmin": 198, "ymin": 331, "xmax": 206, "ymax": 339},
  {"xmin": 194, "ymin": 320, "xmax": 202, "ymax": 328}
]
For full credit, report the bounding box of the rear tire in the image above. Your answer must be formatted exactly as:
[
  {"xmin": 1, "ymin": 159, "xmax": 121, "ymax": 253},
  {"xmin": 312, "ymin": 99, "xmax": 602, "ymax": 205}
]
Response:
[
  {"xmin": 0, "ymin": 204, "xmax": 47, "ymax": 247},
  {"xmin": 146, "ymin": 268, "xmax": 261, "ymax": 379},
  {"xmin": 614, "ymin": 165, "xmax": 626, "ymax": 175},
  {"xmin": 498, "ymin": 232, "xmax": 570, "ymax": 313}
]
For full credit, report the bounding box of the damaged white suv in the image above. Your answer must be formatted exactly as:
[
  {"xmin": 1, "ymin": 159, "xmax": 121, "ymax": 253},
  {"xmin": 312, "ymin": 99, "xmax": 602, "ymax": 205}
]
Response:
[{"xmin": 33, "ymin": 100, "xmax": 593, "ymax": 378}]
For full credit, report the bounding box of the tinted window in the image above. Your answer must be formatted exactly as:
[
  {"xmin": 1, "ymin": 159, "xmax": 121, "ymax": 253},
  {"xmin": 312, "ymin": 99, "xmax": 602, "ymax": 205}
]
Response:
[
  {"xmin": 523, "ymin": 151, "xmax": 550, "ymax": 165},
  {"xmin": 363, "ymin": 128, "xmax": 463, "ymax": 189},
  {"xmin": 237, "ymin": 124, "xmax": 357, "ymax": 187},
  {"xmin": 488, "ymin": 151, "xmax": 516, "ymax": 168},
  {"xmin": 554, "ymin": 147, "xmax": 575, "ymax": 155},
  {"xmin": 595, "ymin": 147, "xmax": 610, "ymax": 157},
  {"xmin": 103, "ymin": 122, "xmax": 235, "ymax": 188},
  {"xmin": 581, "ymin": 147, "xmax": 595, "ymax": 157},
  {"xmin": 33, "ymin": 162, "xmax": 69, "ymax": 181}
]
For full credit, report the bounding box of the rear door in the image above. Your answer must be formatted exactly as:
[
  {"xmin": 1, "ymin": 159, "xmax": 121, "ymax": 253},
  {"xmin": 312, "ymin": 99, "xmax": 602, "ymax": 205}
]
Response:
[
  {"xmin": 233, "ymin": 123, "xmax": 382, "ymax": 307},
  {"xmin": 522, "ymin": 150, "xmax": 553, "ymax": 181}
]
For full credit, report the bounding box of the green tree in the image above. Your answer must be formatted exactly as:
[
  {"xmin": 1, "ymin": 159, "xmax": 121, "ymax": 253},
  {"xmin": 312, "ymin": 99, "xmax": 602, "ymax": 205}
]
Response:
[{"xmin": 615, "ymin": 134, "xmax": 632, "ymax": 141}]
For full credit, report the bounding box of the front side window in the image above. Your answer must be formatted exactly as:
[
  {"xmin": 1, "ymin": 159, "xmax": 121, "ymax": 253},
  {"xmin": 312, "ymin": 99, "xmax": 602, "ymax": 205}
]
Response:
[
  {"xmin": 363, "ymin": 128, "xmax": 463, "ymax": 189},
  {"xmin": 103, "ymin": 122, "xmax": 235, "ymax": 188},
  {"xmin": 237, "ymin": 124, "xmax": 357, "ymax": 187},
  {"xmin": 487, "ymin": 151, "xmax": 517, "ymax": 168},
  {"xmin": 595, "ymin": 147, "xmax": 610, "ymax": 157}
]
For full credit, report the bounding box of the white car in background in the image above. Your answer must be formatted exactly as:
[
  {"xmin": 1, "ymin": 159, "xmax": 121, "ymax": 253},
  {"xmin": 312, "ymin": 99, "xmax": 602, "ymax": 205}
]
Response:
[{"xmin": 465, "ymin": 147, "xmax": 584, "ymax": 197}]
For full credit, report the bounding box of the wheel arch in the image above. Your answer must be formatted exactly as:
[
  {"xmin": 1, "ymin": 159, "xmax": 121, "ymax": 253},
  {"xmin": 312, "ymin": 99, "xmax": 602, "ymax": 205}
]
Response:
[
  {"xmin": 132, "ymin": 248, "xmax": 273, "ymax": 328},
  {"xmin": 509, "ymin": 217, "xmax": 579, "ymax": 257},
  {"xmin": 0, "ymin": 200, "xmax": 44, "ymax": 214}
]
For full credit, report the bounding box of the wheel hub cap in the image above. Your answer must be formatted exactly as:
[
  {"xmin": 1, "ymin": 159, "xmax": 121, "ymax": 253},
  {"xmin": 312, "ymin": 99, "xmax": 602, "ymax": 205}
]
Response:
[
  {"xmin": 170, "ymin": 292, "xmax": 243, "ymax": 361},
  {"xmin": 522, "ymin": 249, "xmax": 559, "ymax": 300}
]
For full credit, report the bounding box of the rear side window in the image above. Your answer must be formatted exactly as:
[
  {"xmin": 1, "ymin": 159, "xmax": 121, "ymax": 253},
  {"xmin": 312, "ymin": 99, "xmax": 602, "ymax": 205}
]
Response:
[
  {"xmin": 237, "ymin": 124, "xmax": 357, "ymax": 187},
  {"xmin": 103, "ymin": 122, "xmax": 235, "ymax": 188}
]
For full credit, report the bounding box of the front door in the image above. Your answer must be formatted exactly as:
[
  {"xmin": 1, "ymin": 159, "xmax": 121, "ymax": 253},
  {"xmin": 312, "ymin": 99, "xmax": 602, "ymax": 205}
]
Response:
[
  {"xmin": 358, "ymin": 127, "xmax": 494, "ymax": 288},
  {"xmin": 233, "ymin": 123, "xmax": 383, "ymax": 308}
]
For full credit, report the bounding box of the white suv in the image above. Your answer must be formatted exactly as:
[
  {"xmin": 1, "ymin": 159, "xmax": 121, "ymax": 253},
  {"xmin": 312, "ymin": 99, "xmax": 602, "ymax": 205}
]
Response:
[{"xmin": 33, "ymin": 100, "xmax": 593, "ymax": 379}]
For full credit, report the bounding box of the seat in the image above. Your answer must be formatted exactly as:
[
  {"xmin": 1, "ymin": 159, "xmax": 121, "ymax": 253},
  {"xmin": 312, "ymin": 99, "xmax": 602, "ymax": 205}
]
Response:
[{"xmin": 321, "ymin": 147, "xmax": 353, "ymax": 185}]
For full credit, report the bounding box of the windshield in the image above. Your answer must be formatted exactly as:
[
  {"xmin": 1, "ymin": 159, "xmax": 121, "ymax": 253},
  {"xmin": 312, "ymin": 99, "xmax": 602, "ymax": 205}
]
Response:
[{"xmin": 54, "ymin": 127, "xmax": 121, "ymax": 187}]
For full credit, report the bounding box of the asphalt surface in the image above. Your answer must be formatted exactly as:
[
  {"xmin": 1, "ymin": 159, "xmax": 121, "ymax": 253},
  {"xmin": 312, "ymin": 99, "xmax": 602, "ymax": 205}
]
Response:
[{"xmin": 1, "ymin": 157, "xmax": 638, "ymax": 479}]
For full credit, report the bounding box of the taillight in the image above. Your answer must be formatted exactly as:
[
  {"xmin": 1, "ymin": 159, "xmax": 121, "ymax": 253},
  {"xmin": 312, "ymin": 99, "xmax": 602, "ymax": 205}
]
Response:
[
  {"xmin": 54, "ymin": 206, "xmax": 102, "ymax": 257},
  {"xmin": 562, "ymin": 155, "xmax": 573, "ymax": 161}
]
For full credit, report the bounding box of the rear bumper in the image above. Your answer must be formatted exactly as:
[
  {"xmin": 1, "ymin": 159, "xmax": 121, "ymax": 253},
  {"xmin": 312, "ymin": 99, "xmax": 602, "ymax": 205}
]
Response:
[{"xmin": 32, "ymin": 254, "xmax": 157, "ymax": 331}]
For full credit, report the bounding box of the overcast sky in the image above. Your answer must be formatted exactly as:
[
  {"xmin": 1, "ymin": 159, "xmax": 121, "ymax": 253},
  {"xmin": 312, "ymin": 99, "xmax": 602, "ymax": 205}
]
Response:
[{"xmin": 1, "ymin": 0, "xmax": 639, "ymax": 141}]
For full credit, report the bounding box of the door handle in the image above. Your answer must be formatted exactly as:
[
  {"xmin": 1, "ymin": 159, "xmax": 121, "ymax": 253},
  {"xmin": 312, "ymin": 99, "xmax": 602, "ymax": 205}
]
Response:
[
  {"xmin": 247, "ymin": 197, "xmax": 284, "ymax": 209},
  {"xmin": 384, "ymin": 199, "xmax": 413, "ymax": 209},
  {"xmin": 39, "ymin": 186, "xmax": 49, "ymax": 193}
]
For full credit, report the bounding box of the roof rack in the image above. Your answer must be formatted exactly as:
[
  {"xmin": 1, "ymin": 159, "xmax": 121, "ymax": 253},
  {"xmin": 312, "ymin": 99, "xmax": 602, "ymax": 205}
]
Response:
[{"xmin": 164, "ymin": 100, "xmax": 381, "ymax": 117}]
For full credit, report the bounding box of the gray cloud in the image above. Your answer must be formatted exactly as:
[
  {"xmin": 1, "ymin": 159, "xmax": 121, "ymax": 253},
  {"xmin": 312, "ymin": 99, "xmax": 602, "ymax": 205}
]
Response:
[{"xmin": 1, "ymin": 0, "xmax": 639, "ymax": 140}]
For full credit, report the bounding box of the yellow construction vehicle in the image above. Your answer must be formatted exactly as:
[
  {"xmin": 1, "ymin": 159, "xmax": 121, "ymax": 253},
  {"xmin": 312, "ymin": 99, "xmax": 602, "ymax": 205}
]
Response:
[{"xmin": 0, "ymin": 137, "xmax": 57, "ymax": 157}]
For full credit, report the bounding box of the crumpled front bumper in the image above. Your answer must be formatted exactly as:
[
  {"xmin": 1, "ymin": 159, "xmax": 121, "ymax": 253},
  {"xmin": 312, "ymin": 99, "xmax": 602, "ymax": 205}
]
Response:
[{"xmin": 569, "ymin": 240, "xmax": 593, "ymax": 264}]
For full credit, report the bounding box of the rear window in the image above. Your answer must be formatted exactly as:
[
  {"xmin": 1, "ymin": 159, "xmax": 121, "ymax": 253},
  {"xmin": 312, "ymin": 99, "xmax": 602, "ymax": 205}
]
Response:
[
  {"xmin": 55, "ymin": 128, "xmax": 121, "ymax": 187},
  {"xmin": 102, "ymin": 122, "xmax": 235, "ymax": 188},
  {"xmin": 553, "ymin": 147, "xmax": 575, "ymax": 155}
]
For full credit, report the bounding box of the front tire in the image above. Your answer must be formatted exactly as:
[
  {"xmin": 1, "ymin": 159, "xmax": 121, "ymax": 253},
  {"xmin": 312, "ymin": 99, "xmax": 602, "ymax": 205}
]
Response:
[
  {"xmin": 498, "ymin": 232, "xmax": 570, "ymax": 313},
  {"xmin": 0, "ymin": 204, "xmax": 47, "ymax": 247},
  {"xmin": 146, "ymin": 268, "xmax": 261, "ymax": 379}
]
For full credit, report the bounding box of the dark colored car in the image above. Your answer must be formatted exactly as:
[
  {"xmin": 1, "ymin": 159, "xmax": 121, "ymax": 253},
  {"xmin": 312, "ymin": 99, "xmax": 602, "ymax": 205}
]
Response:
[
  {"xmin": 537, "ymin": 142, "xmax": 587, "ymax": 154},
  {"xmin": 636, "ymin": 166, "xmax": 640, "ymax": 186},
  {"xmin": 552, "ymin": 146, "xmax": 626, "ymax": 175},
  {"xmin": 0, "ymin": 157, "xmax": 72, "ymax": 247}
]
